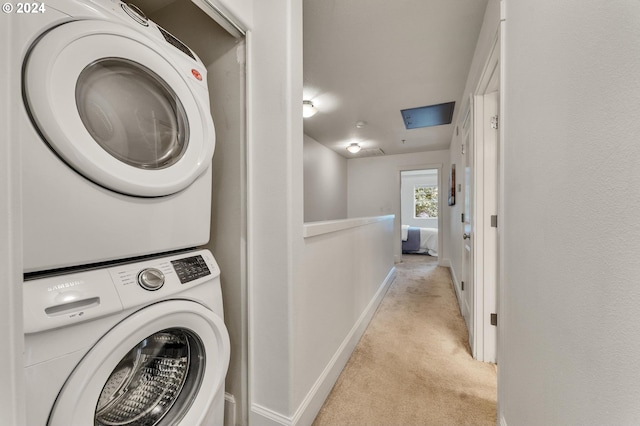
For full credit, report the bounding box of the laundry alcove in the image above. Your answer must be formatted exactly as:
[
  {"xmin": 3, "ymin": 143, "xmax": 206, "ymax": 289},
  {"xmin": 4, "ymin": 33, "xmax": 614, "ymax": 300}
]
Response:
[{"xmin": 128, "ymin": 1, "xmax": 248, "ymax": 424}]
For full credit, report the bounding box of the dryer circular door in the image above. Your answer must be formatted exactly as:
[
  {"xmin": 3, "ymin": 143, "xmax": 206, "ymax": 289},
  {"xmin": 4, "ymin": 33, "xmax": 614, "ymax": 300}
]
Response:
[
  {"xmin": 23, "ymin": 20, "xmax": 215, "ymax": 197},
  {"xmin": 48, "ymin": 300, "xmax": 230, "ymax": 426}
]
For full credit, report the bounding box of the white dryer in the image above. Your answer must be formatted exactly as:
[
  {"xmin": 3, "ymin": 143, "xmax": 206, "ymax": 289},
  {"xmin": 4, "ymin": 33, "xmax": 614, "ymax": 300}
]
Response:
[
  {"xmin": 24, "ymin": 249, "xmax": 230, "ymax": 426},
  {"xmin": 18, "ymin": 0, "xmax": 216, "ymax": 273}
]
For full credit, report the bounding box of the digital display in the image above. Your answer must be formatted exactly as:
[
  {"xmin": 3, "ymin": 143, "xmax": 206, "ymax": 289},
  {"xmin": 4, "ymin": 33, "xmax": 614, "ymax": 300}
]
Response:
[{"xmin": 170, "ymin": 255, "xmax": 211, "ymax": 284}]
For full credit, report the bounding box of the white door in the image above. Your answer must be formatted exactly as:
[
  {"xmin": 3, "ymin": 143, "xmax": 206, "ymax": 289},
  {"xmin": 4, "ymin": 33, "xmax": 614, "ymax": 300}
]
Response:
[
  {"xmin": 49, "ymin": 301, "xmax": 229, "ymax": 426},
  {"xmin": 23, "ymin": 20, "xmax": 215, "ymax": 197},
  {"xmin": 461, "ymin": 107, "xmax": 474, "ymax": 346}
]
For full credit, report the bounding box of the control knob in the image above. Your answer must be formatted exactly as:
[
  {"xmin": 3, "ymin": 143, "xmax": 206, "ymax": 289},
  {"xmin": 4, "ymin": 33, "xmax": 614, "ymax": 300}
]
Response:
[
  {"xmin": 121, "ymin": 3, "xmax": 149, "ymax": 26},
  {"xmin": 137, "ymin": 268, "xmax": 165, "ymax": 291}
]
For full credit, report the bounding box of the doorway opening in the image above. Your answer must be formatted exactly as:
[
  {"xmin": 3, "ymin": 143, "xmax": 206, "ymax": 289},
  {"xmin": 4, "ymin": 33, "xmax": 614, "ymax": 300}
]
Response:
[{"xmin": 400, "ymin": 168, "xmax": 440, "ymax": 259}]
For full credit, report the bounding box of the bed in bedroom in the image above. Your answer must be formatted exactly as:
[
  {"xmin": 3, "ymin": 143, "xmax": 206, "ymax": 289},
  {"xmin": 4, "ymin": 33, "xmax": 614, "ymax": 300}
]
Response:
[{"xmin": 402, "ymin": 225, "xmax": 438, "ymax": 256}]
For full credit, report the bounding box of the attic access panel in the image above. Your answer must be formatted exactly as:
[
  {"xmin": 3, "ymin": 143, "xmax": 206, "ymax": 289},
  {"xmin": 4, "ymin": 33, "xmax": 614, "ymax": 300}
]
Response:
[{"xmin": 401, "ymin": 102, "xmax": 455, "ymax": 129}]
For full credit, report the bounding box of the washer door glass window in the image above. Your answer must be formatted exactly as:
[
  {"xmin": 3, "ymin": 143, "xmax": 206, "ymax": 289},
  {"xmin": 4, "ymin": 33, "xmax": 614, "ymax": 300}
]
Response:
[
  {"xmin": 95, "ymin": 328, "xmax": 205, "ymax": 426},
  {"xmin": 76, "ymin": 58, "xmax": 189, "ymax": 170}
]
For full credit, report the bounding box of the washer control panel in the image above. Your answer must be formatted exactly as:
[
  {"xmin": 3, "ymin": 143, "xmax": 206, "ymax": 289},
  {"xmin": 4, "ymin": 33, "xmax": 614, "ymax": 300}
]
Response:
[
  {"xmin": 171, "ymin": 255, "xmax": 211, "ymax": 284},
  {"xmin": 23, "ymin": 249, "xmax": 220, "ymax": 334}
]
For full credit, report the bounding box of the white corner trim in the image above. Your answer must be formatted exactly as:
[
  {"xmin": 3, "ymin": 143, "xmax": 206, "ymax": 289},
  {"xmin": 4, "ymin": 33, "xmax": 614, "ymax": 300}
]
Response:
[
  {"xmin": 303, "ymin": 215, "xmax": 395, "ymax": 238},
  {"xmin": 250, "ymin": 403, "xmax": 292, "ymax": 426},
  {"xmin": 224, "ymin": 393, "xmax": 236, "ymax": 426}
]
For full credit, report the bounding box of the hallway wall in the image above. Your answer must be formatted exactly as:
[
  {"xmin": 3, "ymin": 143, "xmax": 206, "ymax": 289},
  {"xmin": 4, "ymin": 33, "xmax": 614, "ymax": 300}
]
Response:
[
  {"xmin": 303, "ymin": 134, "xmax": 348, "ymax": 222},
  {"xmin": 347, "ymin": 150, "xmax": 450, "ymax": 263},
  {"xmin": 500, "ymin": 1, "xmax": 640, "ymax": 424}
]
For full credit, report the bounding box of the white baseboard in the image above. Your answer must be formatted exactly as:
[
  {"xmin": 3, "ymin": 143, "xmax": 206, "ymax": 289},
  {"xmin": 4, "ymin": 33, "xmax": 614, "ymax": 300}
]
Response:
[
  {"xmin": 448, "ymin": 264, "xmax": 463, "ymax": 310},
  {"xmin": 250, "ymin": 404, "xmax": 291, "ymax": 426},
  {"xmin": 224, "ymin": 393, "xmax": 236, "ymax": 426},
  {"xmin": 250, "ymin": 267, "xmax": 397, "ymax": 426}
]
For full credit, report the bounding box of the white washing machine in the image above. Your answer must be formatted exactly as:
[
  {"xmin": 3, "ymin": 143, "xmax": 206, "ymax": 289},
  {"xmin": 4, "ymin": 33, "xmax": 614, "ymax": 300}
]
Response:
[
  {"xmin": 24, "ymin": 249, "xmax": 230, "ymax": 426},
  {"xmin": 17, "ymin": 0, "xmax": 216, "ymax": 273}
]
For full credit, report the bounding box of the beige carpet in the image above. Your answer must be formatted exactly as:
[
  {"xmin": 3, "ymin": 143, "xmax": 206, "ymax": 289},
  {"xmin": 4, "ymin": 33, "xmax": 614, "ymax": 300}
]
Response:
[{"xmin": 313, "ymin": 255, "xmax": 497, "ymax": 426}]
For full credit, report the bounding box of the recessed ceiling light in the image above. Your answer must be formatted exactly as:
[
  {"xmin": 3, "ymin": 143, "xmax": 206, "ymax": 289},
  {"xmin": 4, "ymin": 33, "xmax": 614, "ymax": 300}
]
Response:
[{"xmin": 355, "ymin": 120, "xmax": 366, "ymax": 128}]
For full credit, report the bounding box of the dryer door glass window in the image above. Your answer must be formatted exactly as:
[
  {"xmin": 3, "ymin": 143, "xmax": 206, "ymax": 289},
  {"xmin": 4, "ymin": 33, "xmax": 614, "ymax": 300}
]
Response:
[
  {"xmin": 76, "ymin": 58, "xmax": 190, "ymax": 170},
  {"xmin": 95, "ymin": 328, "xmax": 205, "ymax": 426}
]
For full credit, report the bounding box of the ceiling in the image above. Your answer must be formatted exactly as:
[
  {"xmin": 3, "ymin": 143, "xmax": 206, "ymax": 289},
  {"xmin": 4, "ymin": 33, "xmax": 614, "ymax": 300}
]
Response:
[{"xmin": 303, "ymin": 0, "xmax": 489, "ymax": 158}]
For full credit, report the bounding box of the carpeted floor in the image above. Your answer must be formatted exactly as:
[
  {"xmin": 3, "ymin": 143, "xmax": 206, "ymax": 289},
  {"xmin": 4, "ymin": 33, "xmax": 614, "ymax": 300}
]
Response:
[{"xmin": 312, "ymin": 254, "xmax": 497, "ymax": 426}]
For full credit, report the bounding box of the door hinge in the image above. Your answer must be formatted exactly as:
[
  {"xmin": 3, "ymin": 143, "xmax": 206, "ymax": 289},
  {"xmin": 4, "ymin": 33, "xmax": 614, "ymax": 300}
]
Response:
[
  {"xmin": 490, "ymin": 313, "xmax": 498, "ymax": 326},
  {"xmin": 461, "ymin": 281, "xmax": 465, "ymax": 291},
  {"xmin": 491, "ymin": 215, "xmax": 498, "ymax": 228},
  {"xmin": 490, "ymin": 115, "xmax": 499, "ymax": 130},
  {"xmin": 461, "ymin": 213, "xmax": 465, "ymax": 223}
]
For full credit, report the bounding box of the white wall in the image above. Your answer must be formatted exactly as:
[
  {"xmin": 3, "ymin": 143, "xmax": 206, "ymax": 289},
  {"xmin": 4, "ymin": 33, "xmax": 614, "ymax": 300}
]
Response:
[
  {"xmin": 0, "ymin": 11, "xmax": 25, "ymax": 426},
  {"xmin": 348, "ymin": 151, "xmax": 450, "ymax": 263},
  {"xmin": 293, "ymin": 216, "xmax": 395, "ymax": 424},
  {"xmin": 248, "ymin": 0, "xmax": 305, "ymax": 422},
  {"xmin": 500, "ymin": 1, "xmax": 640, "ymax": 424},
  {"xmin": 250, "ymin": 5, "xmax": 399, "ymax": 423},
  {"xmin": 401, "ymin": 171, "xmax": 439, "ymax": 229},
  {"xmin": 303, "ymin": 134, "xmax": 347, "ymax": 222}
]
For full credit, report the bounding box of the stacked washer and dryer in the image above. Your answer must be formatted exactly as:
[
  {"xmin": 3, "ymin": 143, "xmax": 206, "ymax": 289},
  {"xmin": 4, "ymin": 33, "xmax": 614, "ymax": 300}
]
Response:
[{"xmin": 18, "ymin": 0, "xmax": 230, "ymax": 424}]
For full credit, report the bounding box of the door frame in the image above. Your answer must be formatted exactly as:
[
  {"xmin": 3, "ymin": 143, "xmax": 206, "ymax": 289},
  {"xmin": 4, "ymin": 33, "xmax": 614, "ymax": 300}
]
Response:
[
  {"xmin": 397, "ymin": 163, "xmax": 443, "ymax": 265},
  {"xmin": 1, "ymin": 12, "xmax": 25, "ymax": 425},
  {"xmin": 470, "ymin": 31, "xmax": 500, "ymax": 363},
  {"xmin": 460, "ymin": 103, "xmax": 474, "ymax": 340}
]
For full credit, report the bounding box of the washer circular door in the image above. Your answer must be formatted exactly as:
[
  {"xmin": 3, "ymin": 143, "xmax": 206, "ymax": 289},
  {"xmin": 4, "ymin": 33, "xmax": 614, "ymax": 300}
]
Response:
[
  {"xmin": 23, "ymin": 20, "xmax": 215, "ymax": 197},
  {"xmin": 49, "ymin": 301, "xmax": 230, "ymax": 426}
]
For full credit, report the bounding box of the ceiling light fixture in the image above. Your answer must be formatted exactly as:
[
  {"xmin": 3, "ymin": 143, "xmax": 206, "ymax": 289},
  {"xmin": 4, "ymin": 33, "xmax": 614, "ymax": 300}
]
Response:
[
  {"xmin": 355, "ymin": 120, "xmax": 366, "ymax": 128},
  {"xmin": 346, "ymin": 143, "xmax": 361, "ymax": 154},
  {"xmin": 302, "ymin": 100, "xmax": 318, "ymax": 118}
]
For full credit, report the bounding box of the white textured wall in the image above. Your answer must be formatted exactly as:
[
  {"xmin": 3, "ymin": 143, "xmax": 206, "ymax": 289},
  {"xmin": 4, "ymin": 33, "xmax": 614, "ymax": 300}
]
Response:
[
  {"xmin": 500, "ymin": 1, "xmax": 640, "ymax": 424},
  {"xmin": 303, "ymin": 134, "xmax": 347, "ymax": 222},
  {"xmin": 348, "ymin": 151, "xmax": 450, "ymax": 263}
]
